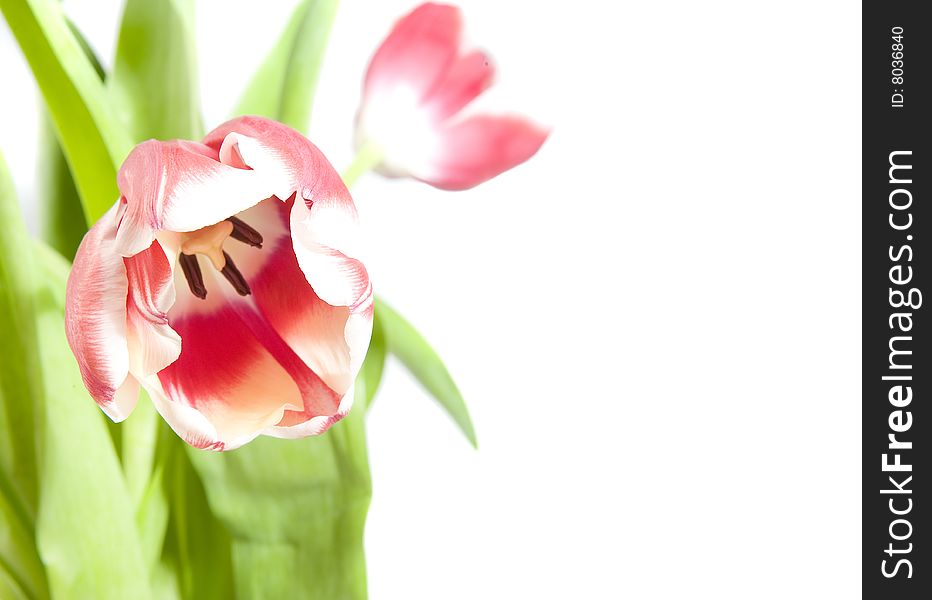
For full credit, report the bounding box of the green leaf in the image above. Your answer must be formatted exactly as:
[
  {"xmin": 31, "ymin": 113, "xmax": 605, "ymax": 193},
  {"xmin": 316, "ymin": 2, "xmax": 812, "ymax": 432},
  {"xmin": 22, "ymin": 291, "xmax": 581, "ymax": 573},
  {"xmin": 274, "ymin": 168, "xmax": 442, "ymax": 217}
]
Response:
[
  {"xmin": 133, "ymin": 434, "xmax": 169, "ymax": 573},
  {"xmin": 31, "ymin": 241, "xmax": 152, "ymax": 600},
  {"xmin": 123, "ymin": 400, "xmax": 161, "ymax": 509},
  {"xmin": 360, "ymin": 310, "xmax": 386, "ymax": 409},
  {"xmin": 0, "ymin": 151, "xmax": 42, "ymax": 525},
  {"xmin": 187, "ymin": 407, "xmax": 371, "ymax": 599},
  {"xmin": 0, "ymin": 0, "xmax": 134, "ymax": 223},
  {"xmin": 234, "ymin": 0, "xmax": 340, "ymax": 132},
  {"xmin": 37, "ymin": 19, "xmax": 104, "ymax": 260},
  {"xmin": 376, "ymin": 298, "xmax": 477, "ymax": 447},
  {"xmin": 110, "ymin": 0, "xmax": 203, "ymax": 142},
  {"xmin": 38, "ymin": 110, "xmax": 89, "ymax": 260},
  {"xmin": 1, "ymin": 491, "xmax": 47, "ymax": 600},
  {"xmin": 0, "ymin": 151, "xmax": 50, "ymax": 600},
  {"xmin": 0, "ymin": 567, "xmax": 30, "ymax": 600},
  {"xmin": 159, "ymin": 433, "xmax": 233, "ymax": 600}
]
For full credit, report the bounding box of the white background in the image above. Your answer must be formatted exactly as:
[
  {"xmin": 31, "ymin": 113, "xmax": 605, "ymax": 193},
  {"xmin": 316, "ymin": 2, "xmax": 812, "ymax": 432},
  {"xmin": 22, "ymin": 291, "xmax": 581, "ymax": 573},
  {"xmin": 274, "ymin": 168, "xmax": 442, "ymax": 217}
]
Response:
[{"xmin": 1, "ymin": 1, "xmax": 861, "ymax": 598}]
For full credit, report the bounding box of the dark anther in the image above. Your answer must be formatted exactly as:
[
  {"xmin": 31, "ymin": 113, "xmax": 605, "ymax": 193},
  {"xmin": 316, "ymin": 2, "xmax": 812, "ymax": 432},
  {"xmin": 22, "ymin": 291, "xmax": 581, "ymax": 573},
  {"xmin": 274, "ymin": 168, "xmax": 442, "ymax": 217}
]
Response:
[
  {"xmin": 179, "ymin": 253, "xmax": 207, "ymax": 299},
  {"xmin": 227, "ymin": 216, "xmax": 263, "ymax": 248},
  {"xmin": 220, "ymin": 252, "xmax": 251, "ymax": 296}
]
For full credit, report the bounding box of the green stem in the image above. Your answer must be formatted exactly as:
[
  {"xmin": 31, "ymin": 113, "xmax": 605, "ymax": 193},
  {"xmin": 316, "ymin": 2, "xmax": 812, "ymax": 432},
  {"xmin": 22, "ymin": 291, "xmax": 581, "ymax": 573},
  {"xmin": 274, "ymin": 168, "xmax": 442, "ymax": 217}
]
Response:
[
  {"xmin": 341, "ymin": 139, "xmax": 384, "ymax": 189},
  {"xmin": 187, "ymin": 404, "xmax": 371, "ymax": 599}
]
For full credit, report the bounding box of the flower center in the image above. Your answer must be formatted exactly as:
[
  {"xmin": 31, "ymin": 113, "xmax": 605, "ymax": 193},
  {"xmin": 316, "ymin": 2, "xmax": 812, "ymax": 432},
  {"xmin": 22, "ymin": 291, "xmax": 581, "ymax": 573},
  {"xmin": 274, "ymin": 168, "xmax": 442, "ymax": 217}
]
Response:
[{"xmin": 178, "ymin": 217, "xmax": 264, "ymax": 299}]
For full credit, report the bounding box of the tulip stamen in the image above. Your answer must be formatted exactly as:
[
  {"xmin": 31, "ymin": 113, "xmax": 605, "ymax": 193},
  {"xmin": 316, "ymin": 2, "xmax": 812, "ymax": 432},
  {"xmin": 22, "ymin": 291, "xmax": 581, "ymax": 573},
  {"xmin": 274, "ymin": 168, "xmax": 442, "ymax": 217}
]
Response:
[
  {"xmin": 178, "ymin": 219, "xmax": 258, "ymax": 299},
  {"xmin": 179, "ymin": 253, "xmax": 208, "ymax": 299},
  {"xmin": 227, "ymin": 216, "xmax": 264, "ymax": 248},
  {"xmin": 220, "ymin": 251, "xmax": 251, "ymax": 296},
  {"xmin": 180, "ymin": 221, "xmax": 234, "ymax": 271}
]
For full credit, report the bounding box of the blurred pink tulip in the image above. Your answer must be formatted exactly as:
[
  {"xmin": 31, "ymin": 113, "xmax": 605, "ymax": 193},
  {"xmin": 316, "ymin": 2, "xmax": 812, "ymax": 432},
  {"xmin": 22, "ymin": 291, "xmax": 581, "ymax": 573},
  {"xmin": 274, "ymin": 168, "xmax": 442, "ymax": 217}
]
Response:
[
  {"xmin": 65, "ymin": 116, "xmax": 373, "ymax": 451},
  {"xmin": 355, "ymin": 2, "xmax": 549, "ymax": 190}
]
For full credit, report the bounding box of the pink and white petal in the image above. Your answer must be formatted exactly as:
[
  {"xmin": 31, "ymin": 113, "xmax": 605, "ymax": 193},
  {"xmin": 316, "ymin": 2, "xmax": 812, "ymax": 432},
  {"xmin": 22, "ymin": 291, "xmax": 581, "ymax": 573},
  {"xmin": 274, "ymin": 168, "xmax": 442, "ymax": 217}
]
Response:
[
  {"xmin": 124, "ymin": 239, "xmax": 181, "ymax": 377},
  {"xmin": 156, "ymin": 264, "xmax": 347, "ymax": 449},
  {"xmin": 139, "ymin": 376, "xmax": 227, "ymax": 451},
  {"xmin": 422, "ymin": 50, "xmax": 495, "ymax": 122},
  {"xmin": 229, "ymin": 199, "xmax": 368, "ymax": 395},
  {"xmin": 157, "ymin": 293, "xmax": 303, "ymax": 449},
  {"xmin": 202, "ymin": 116, "xmax": 341, "ymax": 203},
  {"xmin": 283, "ymin": 232, "xmax": 373, "ymax": 390},
  {"xmin": 289, "ymin": 186, "xmax": 373, "ymax": 376},
  {"xmin": 65, "ymin": 202, "xmax": 134, "ymax": 419},
  {"xmin": 263, "ymin": 385, "xmax": 354, "ymax": 439},
  {"xmin": 203, "ymin": 117, "xmax": 371, "ymax": 311},
  {"xmin": 234, "ymin": 301, "xmax": 346, "ymax": 435},
  {"xmin": 364, "ymin": 3, "xmax": 462, "ymax": 105},
  {"xmin": 343, "ymin": 307, "xmax": 375, "ymax": 377},
  {"xmin": 105, "ymin": 373, "xmax": 141, "ymax": 422},
  {"xmin": 216, "ymin": 132, "xmax": 297, "ymax": 202},
  {"xmin": 289, "ymin": 198, "xmax": 372, "ymax": 311},
  {"xmin": 416, "ymin": 114, "xmax": 549, "ymax": 190},
  {"xmin": 114, "ymin": 139, "xmax": 283, "ymax": 256}
]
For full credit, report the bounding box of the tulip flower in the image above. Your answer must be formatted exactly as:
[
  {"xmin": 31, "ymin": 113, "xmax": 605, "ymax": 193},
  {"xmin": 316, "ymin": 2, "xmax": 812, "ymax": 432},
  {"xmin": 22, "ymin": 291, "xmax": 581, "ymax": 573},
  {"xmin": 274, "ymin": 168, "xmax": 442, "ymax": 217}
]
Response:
[
  {"xmin": 65, "ymin": 116, "xmax": 373, "ymax": 451},
  {"xmin": 351, "ymin": 2, "xmax": 549, "ymax": 190}
]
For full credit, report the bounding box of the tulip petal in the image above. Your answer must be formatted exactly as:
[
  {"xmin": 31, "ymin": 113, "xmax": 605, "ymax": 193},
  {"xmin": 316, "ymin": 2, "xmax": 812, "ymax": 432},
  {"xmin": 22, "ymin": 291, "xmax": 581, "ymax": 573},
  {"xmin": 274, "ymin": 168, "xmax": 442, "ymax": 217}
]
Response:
[
  {"xmin": 114, "ymin": 139, "xmax": 283, "ymax": 257},
  {"xmin": 204, "ymin": 117, "xmax": 372, "ymax": 436},
  {"xmin": 202, "ymin": 115, "xmax": 339, "ymax": 203},
  {"xmin": 65, "ymin": 202, "xmax": 136, "ymax": 420},
  {"xmin": 276, "ymin": 195, "xmax": 373, "ymax": 434},
  {"xmin": 155, "ymin": 294, "xmax": 299, "ymax": 449},
  {"xmin": 364, "ymin": 3, "xmax": 462, "ymax": 105},
  {"xmin": 237, "ymin": 299, "xmax": 348, "ymax": 437},
  {"xmin": 229, "ymin": 199, "xmax": 372, "ymax": 398},
  {"xmin": 289, "ymin": 196, "xmax": 371, "ymax": 311},
  {"xmin": 287, "ymin": 188, "xmax": 374, "ymax": 394},
  {"xmin": 263, "ymin": 386, "xmax": 354, "ymax": 439},
  {"xmin": 423, "ymin": 50, "xmax": 495, "ymax": 121},
  {"xmin": 418, "ymin": 114, "xmax": 549, "ymax": 190},
  {"xmin": 140, "ymin": 376, "xmax": 226, "ymax": 451},
  {"xmin": 111, "ymin": 375, "xmax": 142, "ymax": 422},
  {"xmin": 203, "ymin": 117, "xmax": 372, "ymax": 317},
  {"xmin": 155, "ymin": 258, "xmax": 348, "ymax": 449},
  {"xmin": 124, "ymin": 238, "xmax": 181, "ymax": 377}
]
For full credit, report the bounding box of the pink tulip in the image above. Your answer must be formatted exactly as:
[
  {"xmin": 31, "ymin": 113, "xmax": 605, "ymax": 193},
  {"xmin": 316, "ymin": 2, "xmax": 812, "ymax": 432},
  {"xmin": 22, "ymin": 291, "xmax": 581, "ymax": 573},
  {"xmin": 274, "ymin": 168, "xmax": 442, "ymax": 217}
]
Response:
[
  {"xmin": 65, "ymin": 116, "xmax": 373, "ymax": 451},
  {"xmin": 355, "ymin": 2, "xmax": 549, "ymax": 190}
]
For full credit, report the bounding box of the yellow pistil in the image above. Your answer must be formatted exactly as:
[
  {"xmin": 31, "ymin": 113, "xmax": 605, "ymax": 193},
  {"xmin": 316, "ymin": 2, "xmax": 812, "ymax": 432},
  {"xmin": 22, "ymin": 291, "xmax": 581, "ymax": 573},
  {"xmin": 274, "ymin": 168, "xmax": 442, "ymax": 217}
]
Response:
[{"xmin": 180, "ymin": 221, "xmax": 234, "ymax": 271}]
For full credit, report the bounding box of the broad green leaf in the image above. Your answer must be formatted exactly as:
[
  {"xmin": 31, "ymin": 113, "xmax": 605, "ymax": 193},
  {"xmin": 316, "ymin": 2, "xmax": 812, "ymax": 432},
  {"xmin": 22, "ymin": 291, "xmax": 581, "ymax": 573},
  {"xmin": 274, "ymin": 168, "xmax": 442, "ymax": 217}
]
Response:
[
  {"xmin": 0, "ymin": 567, "xmax": 30, "ymax": 600},
  {"xmin": 134, "ymin": 435, "xmax": 169, "ymax": 572},
  {"xmin": 0, "ymin": 152, "xmax": 42, "ymax": 519},
  {"xmin": 31, "ymin": 241, "xmax": 152, "ymax": 600},
  {"xmin": 0, "ymin": 151, "xmax": 50, "ymax": 600},
  {"xmin": 123, "ymin": 400, "xmax": 160, "ymax": 507},
  {"xmin": 360, "ymin": 310, "xmax": 386, "ymax": 409},
  {"xmin": 376, "ymin": 298, "xmax": 477, "ymax": 447},
  {"xmin": 0, "ymin": 0, "xmax": 133, "ymax": 222},
  {"xmin": 234, "ymin": 0, "xmax": 340, "ymax": 132},
  {"xmin": 158, "ymin": 430, "xmax": 233, "ymax": 600},
  {"xmin": 38, "ymin": 110, "xmax": 89, "ymax": 260},
  {"xmin": 188, "ymin": 407, "xmax": 371, "ymax": 599},
  {"xmin": 0, "ymin": 491, "xmax": 48, "ymax": 600},
  {"xmin": 110, "ymin": 0, "xmax": 203, "ymax": 142},
  {"xmin": 37, "ymin": 19, "xmax": 105, "ymax": 260},
  {"xmin": 65, "ymin": 17, "xmax": 105, "ymax": 78}
]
